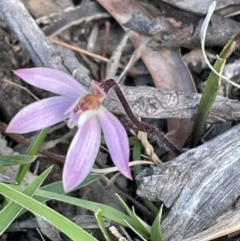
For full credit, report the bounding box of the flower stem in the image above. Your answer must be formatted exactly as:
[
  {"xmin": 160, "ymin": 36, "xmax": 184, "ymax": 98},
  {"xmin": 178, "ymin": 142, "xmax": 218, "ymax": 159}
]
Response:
[{"xmin": 102, "ymin": 79, "xmax": 182, "ymax": 155}]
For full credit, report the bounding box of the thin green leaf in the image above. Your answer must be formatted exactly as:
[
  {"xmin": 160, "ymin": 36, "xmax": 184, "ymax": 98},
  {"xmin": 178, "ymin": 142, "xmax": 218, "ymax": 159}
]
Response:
[
  {"xmin": 0, "ymin": 155, "xmax": 37, "ymax": 166},
  {"xmin": 133, "ymin": 140, "xmax": 142, "ymax": 187},
  {"xmin": 150, "ymin": 206, "xmax": 163, "ymax": 241},
  {"xmin": 132, "ymin": 206, "xmax": 151, "ymax": 232},
  {"xmin": 191, "ymin": 1, "xmax": 240, "ymax": 147},
  {"xmin": 95, "ymin": 210, "xmax": 113, "ymax": 241},
  {"xmin": 0, "ymin": 183, "xmax": 97, "ymax": 241},
  {"xmin": 0, "ymin": 166, "xmax": 52, "ymax": 234},
  {"xmin": 36, "ymin": 190, "xmax": 138, "ymax": 231},
  {"xmin": 19, "ymin": 174, "xmax": 100, "ymax": 218},
  {"xmin": 116, "ymin": 194, "xmax": 150, "ymax": 238},
  {"xmin": 9, "ymin": 185, "xmax": 148, "ymax": 239},
  {"xmin": 129, "ymin": 137, "xmax": 139, "ymax": 146},
  {"xmin": 17, "ymin": 128, "xmax": 49, "ymax": 184},
  {"xmin": 143, "ymin": 199, "xmax": 159, "ymax": 215},
  {"xmin": 132, "ymin": 141, "xmax": 158, "ymax": 214},
  {"xmin": 124, "ymin": 220, "xmax": 147, "ymax": 241},
  {"xmin": 191, "ymin": 57, "xmax": 225, "ymax": 147},
  {"xmin": 42, "ymin": 173, "xmax": 101, "ymax": 193},
  {"xmin": 115, "ymin": 193, "xmax": 136, "ymax": 219}
]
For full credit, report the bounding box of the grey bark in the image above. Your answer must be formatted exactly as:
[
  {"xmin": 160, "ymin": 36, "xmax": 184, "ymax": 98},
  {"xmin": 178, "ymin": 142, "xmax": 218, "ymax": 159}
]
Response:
[
  {"xmin": 105, "ymin": 86, "xmax": 240, "ymax": 123},
  {"xmin": 1, "ymin": 0, "xmax": 240, "ymax": 124},
  {"xmin": 0, "ymin": 0, "xmax": 65, "ymax": 71},
  {"xmin": 43, "ymin": 2, "xmax": 110, "ymax": 37},
  {"xmin": 137, "ymin": 123, "xmax": 240, "ymax": 241}
]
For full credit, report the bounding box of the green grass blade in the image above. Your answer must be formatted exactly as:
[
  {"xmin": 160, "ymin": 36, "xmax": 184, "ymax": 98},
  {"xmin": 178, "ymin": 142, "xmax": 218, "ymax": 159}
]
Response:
[
  {"xmin": 17, "ymin": 128, "xmax": 49, "ymax": 184},
  {"xmin": 0, "ymin": 183, "xmax": 97, "ymax": 241},
  {"xmin": 10, "ymin": 186, "xmax": 134, "ymax": 227},
  {"xmin": 0, "ymin": 166, "xmax": 52, "ymax": 234},
  {"xmin": 116, "ymin": 194, "xmax": 150, "ymax": 237},
  {"xmin": 95, "ymin": 210, "xmax": 113, "ymax": 241},
  {"xmin": 116, "ymin": 193, "xmax": 136, "ymax": 219},
  {"xmin": 10, "ymin": 186, "xmax": 148, "ymax": 238},
  {"xmin": 124, "ymin": 220, "xmax": 147, "ymax": 241},
  {"xmin": 191, "ymin": 2, "xmax": 240, "ymax": 147},
  {"xmin": 143, "ymin": 199, "xmax": 159, "ymax": 215},
  {"xmin": 132, "ymin": 140, "xmax": 141, "ymax": 187},
  {"xmin": 132, "ymin": 140, "xmax": 158, "ymax": 214},
  {"xmin": 18, "ymin": 174, "xmax": 100, "ymax": 218},
  {"xmin": 0, "ymin": 155, "xmax": 37, "ymax": 166},
  {"xmin": 36, "ymin": 190, "xmax": 137, "ymax": 228},
  {"xmin": 150, "ymin": 206, "xmax": 163, "ymax": 241},
  {"xmin": 191, "ymin": 57, "xmax": 225, "ymax": 147},
  {"xmin": 41, "ymin": 173, "xmax": 101, "ymax": 192},
  {"xmin": 132, "ymin": 207, "xmax": 151, "ymax": 233}
]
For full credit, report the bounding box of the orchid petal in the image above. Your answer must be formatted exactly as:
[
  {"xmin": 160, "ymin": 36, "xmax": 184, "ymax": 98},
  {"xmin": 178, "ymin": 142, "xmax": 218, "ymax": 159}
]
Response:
[
  {"xmin": 6, "ymin": 96, "xmax": 74, "ymax": 133},
  {"xmin": 63, "ymin": 116, "xmax": 101, "ymax": 192},
  {"xmin": 14, "ymin": 68, "xmax": 88, "ymax": 98},
  {"xmin": 98, "ymin": 108, "xmax": 132, "ymax": 179},
  {"xmin": 67, "ymin": 109, "xmax": 98, "ymax": 130},
  {"xmin": 67, "ymin": 112, "xmax": 80, "ymax": 128},
  {"xmin": 78, "ymin": 110, "xmax": 99, "ymax": 128},
  {"xmin": 91, "ymin": 80, "xmax": 106, "ymax": 101}
]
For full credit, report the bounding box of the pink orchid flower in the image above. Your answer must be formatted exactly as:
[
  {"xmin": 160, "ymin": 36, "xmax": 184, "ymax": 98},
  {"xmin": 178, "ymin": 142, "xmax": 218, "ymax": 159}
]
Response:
[{"xmin": 6, "ymin": 68, "xmax": 132, "ymax": 192}]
